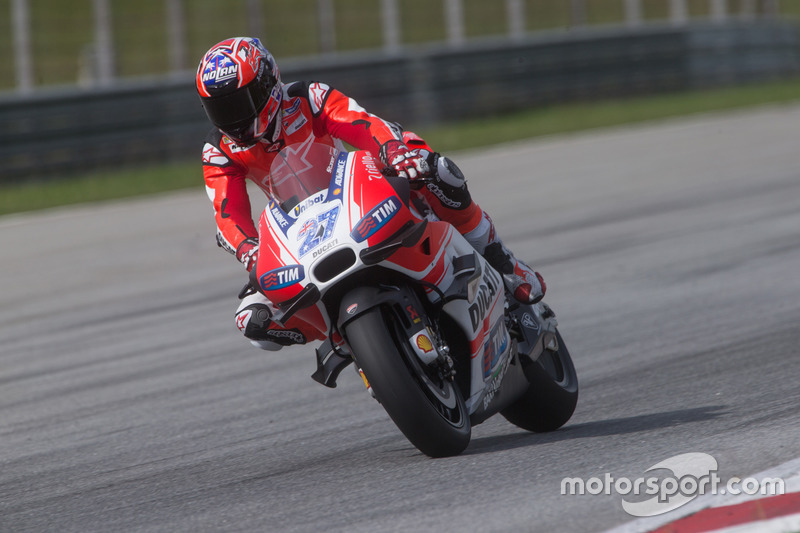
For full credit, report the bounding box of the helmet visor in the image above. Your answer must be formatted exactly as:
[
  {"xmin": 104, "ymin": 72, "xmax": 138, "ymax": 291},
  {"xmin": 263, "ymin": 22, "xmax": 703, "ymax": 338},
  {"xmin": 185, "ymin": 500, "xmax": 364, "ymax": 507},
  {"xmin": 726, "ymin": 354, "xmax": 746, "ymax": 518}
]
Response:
[{"xmin": 200, "ymin": 77, "xmax": 271, "ymax": 132}]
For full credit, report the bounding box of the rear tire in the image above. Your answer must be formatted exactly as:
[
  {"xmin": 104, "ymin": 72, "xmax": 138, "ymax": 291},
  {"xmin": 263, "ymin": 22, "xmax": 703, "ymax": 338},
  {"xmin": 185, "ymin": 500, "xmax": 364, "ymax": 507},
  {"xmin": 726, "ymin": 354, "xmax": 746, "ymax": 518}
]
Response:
[
  {"xmin": 345, "ymin": 306, "xmax": 471, "ymax": 457},
  {"xmin": 501, "ymin": 329, "xmax": 578, "ymax": 432}
]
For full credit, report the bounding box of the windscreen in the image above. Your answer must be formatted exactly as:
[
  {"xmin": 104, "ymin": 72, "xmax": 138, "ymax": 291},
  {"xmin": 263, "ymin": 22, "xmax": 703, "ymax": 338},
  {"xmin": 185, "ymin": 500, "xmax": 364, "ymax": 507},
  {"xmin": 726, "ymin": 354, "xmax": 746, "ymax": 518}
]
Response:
[{"xmin": 268, "ymin": 140, "xmax": 341, "ymax": 207}]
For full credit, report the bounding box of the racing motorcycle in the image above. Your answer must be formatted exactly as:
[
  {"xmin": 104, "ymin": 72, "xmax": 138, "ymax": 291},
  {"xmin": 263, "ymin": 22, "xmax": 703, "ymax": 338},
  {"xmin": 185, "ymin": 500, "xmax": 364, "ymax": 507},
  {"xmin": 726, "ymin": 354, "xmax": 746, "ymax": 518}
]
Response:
[{"xmin": 252, "ymin": 138, "xmax": 578, "ymax": 457}]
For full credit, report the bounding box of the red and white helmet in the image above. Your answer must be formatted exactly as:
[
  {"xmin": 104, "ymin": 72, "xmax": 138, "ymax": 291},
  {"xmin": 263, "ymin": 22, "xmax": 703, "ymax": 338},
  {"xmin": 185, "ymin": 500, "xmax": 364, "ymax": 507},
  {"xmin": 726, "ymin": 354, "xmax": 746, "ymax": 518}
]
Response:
[{"xmin": 196, "ymin": 37, "xmax": 282, "ymax": 145}]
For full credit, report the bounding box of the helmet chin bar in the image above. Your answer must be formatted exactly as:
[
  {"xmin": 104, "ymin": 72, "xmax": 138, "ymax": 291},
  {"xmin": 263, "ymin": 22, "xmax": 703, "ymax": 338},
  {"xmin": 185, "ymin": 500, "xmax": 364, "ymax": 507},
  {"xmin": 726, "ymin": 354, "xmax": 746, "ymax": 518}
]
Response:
[
  {"xmin": 222, "ymin": 115, "xmax": 262, "ymax": 146},
  {"xmin": 222, "ymin": 101, "xmax": 282, "ymax": 146}
]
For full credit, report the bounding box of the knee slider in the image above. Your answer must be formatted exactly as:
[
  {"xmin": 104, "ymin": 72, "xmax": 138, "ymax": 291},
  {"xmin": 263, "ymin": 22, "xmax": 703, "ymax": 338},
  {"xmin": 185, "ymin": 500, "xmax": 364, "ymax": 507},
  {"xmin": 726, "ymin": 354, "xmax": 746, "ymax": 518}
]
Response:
[
  {"xmin": 234, "ymin": 304, "xmax": 307, "ymax": 346},
  {"xmin": 235, "ymin": 303, "xmax": 274, "ymax": 340}
]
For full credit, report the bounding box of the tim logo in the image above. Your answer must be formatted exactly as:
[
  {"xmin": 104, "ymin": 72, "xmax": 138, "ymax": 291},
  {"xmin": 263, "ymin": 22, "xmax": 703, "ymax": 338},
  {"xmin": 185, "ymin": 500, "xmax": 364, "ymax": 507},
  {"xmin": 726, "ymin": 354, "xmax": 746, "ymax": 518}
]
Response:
[
  {"xmin": 351, "ymin": 196, "xmax": 400, "ymax": 242},
  {"xmin": 259, "ymin": 265, "xmax": 305, "ymax": 291}
]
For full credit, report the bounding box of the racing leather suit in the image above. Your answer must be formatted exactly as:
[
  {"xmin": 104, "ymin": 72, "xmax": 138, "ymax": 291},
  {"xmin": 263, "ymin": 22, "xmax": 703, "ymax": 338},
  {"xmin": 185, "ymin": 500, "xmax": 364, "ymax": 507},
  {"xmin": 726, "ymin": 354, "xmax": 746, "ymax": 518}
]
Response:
[{"xmin": 203, "ymin": 81, "xmax": 507, "ymax": 349}]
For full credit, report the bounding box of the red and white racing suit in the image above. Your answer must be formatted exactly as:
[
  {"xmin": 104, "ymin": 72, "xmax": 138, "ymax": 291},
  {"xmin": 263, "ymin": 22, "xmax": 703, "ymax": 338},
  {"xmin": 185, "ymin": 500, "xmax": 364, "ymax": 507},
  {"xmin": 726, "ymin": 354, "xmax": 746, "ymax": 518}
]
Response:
[{"xmin": 203, "ymin": 81, "xmax": 498, "ymax": 348}]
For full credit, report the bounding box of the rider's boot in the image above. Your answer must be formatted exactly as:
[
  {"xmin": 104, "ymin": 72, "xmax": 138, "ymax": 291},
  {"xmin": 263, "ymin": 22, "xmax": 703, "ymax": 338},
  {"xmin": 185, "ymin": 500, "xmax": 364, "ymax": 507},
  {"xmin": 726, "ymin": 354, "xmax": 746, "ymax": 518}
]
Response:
[
  {"xmin": 463, "ymin": 211, "xmax": 546, "ymax": 304},
  {"xmin": 412, "ymin": 149, "xmax": 546, "ymax": 304}
]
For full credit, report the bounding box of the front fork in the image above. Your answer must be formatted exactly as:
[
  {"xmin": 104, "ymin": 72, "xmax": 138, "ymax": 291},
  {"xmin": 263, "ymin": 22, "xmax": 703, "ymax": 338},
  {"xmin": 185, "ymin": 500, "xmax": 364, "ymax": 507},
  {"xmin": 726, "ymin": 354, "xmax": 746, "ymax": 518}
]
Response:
[{"xmin": 312, "ymin": 283, "xmax": 450, "ymax": 389}]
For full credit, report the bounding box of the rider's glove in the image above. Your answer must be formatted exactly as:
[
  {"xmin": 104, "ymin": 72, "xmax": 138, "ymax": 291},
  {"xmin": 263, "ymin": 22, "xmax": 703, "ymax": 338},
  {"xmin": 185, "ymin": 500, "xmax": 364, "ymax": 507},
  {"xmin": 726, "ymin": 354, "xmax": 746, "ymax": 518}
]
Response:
[
  {"xmin": 236, "ymin": 238, "xmax": 259, "ymax": 272},
  {"xmin": 380, "ymin": 140, "xmax": 430, "ymax": 180}
]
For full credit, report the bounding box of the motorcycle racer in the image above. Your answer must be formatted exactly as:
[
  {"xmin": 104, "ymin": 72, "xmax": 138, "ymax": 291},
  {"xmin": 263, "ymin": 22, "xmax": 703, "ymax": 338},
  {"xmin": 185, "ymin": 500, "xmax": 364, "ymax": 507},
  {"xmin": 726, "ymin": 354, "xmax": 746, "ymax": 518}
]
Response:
[{"xmin": 196, "ymin": 37, "xmax": 545, "ymax": 351}]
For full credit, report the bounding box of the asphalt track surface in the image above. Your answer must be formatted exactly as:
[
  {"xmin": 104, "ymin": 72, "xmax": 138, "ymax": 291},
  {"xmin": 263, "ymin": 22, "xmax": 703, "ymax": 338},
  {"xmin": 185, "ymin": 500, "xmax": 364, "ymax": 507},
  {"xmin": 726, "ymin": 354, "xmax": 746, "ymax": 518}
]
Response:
[{"xmin": 1, "ymin": 104, "xmax": 799, "ymax": 533}]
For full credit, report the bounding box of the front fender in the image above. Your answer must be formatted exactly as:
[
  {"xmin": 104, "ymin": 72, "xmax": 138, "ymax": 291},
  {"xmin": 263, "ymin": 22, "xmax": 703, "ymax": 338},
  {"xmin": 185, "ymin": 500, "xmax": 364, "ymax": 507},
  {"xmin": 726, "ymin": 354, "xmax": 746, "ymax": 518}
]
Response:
[{"xmin": 336, "ymin": 283, "xmax": 425, "ymax": 333}]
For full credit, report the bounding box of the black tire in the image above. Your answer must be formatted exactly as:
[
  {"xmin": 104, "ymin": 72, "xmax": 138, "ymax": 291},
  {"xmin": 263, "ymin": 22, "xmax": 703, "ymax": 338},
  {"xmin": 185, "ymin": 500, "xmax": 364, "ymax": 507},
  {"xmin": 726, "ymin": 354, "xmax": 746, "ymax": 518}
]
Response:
[
  {"xmin": 345, "ymin": 306, "xmax": 471, "ymax": 457},
  {"xmin": 501, "ymin": 329, "xmax": 578, "ymax": 432}
]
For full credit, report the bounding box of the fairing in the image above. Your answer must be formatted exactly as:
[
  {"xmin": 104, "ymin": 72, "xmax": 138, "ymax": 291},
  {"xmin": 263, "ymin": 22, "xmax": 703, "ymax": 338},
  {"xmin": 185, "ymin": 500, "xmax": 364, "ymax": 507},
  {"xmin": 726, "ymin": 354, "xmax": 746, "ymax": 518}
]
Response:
[{"xmin": 254, "ymin": 140, "xmax": 516, "ymax": 416}]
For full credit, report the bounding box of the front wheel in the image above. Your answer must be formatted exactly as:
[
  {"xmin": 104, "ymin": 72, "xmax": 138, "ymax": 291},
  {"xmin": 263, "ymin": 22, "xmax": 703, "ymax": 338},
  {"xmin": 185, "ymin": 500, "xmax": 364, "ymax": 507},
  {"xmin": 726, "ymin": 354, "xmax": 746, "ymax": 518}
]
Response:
[
  {"xmin": 345, "ymin": 306, "xmax": 471, "ymax": 457},
  {"xmin": 501, "ymin": 329, "xmax": 578, "ymax": 432}
]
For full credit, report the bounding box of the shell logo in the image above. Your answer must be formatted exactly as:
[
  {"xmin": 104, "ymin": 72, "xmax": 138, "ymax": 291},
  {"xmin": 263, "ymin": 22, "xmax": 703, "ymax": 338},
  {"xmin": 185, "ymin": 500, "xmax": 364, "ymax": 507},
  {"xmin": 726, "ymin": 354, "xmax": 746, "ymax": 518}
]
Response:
[
  {"xmin": 358, "ymin": 369, "xmax": 371, "ymax": 389},
  {"xmin": 416, "ymin": 335, "xmax": 434, "ymax": 353}
]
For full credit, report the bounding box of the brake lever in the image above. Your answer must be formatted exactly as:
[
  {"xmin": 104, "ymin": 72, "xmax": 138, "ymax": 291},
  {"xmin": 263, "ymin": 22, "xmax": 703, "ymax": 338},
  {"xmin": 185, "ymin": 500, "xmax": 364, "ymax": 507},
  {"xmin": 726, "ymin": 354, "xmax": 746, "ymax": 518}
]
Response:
[
  {"xmin": 408, "ymin": 176, "xmax": 432, "ymax": 190},
  {"xmin": 380, "ymin": 166, "xmax": 432, "ymax": 190}
]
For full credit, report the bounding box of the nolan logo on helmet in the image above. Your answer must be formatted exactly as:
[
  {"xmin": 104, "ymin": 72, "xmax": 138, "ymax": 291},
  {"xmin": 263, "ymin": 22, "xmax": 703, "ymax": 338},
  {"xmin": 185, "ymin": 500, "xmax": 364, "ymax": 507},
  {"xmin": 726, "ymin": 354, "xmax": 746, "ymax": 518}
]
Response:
[{"xmin": 202, "ymin": 55, "xmax": 239, "ymax": 85}]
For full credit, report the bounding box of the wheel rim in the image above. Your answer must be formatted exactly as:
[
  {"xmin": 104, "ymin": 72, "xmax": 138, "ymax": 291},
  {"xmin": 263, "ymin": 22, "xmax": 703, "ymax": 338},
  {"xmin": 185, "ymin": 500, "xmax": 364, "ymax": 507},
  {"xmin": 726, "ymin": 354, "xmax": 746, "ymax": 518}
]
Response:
[{"xmin": 388, "ymin": 315, "xmax": 466, "ymax": 428}]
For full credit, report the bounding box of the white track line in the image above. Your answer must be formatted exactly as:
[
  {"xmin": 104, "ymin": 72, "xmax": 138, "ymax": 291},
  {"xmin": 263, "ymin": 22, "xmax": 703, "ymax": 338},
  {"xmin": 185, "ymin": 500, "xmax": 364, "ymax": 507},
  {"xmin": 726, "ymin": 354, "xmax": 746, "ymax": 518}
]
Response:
[{"xmin": 706, "ymin": 512, "xmax": 800, "ymax": 533}]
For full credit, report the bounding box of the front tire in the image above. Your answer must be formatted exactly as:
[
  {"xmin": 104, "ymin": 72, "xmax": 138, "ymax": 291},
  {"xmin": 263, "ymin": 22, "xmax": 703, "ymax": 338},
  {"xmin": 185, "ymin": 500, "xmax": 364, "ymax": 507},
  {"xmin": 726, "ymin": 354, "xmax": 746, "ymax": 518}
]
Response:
[
  {"xmin": 501, "ymin": 329, "xmax": 578, "ymax": 432},
  {"xmin": 345, "ymin": 306, "xmax": 471, "ymax": 457}
]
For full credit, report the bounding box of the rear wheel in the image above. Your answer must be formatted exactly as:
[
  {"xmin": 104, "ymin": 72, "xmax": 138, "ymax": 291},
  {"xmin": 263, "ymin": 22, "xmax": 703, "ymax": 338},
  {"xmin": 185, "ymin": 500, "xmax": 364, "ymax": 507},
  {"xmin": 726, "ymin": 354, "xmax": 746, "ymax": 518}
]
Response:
[
  {"xmin": 345, "ymin": 306, "xmax": 471, "ymax": 457},
  {"xmin": 501, "ymin": 329, "xmax": 578, "ymax": 432}
]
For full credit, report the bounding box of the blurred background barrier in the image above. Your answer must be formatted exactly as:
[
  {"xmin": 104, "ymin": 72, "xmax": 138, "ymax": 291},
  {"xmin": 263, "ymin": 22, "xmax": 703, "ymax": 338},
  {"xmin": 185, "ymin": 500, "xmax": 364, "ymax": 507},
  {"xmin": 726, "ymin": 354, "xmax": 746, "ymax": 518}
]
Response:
[{"xmin": 1, "ymin": 0, "xmax": 798, "ymax": 180}]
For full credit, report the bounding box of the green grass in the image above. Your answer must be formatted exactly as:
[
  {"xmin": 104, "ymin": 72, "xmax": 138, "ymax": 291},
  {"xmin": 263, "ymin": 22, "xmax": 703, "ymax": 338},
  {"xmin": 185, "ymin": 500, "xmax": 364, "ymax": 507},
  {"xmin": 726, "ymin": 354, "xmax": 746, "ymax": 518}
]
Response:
[
  {"xmin": 2, "ymin": 77, "xmax": 800, "ymax": 217},
  {"xmin": 0, "ymin": 162, "xmax": 200, "ymax": 216}
]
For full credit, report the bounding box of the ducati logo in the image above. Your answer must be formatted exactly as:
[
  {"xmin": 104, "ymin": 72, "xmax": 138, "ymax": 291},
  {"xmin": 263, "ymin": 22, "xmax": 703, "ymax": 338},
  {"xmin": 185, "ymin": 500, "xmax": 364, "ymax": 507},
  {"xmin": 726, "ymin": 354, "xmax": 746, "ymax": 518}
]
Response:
[
  {"xmin": 283, "ymin": 98, "xmax": 302, "ymax": 119},
  {"xmin": 468, "ymin": 268, "xmax": 503, "ymax": 331}
]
